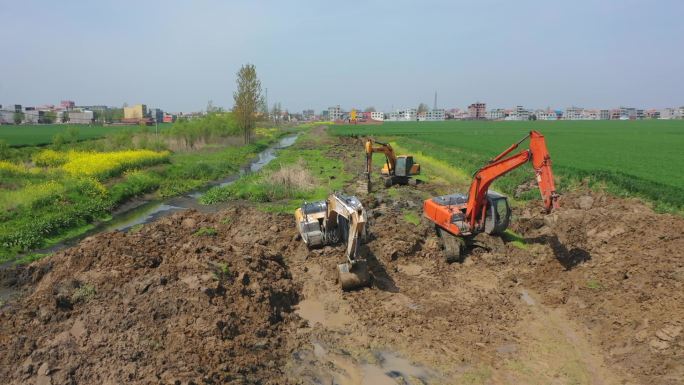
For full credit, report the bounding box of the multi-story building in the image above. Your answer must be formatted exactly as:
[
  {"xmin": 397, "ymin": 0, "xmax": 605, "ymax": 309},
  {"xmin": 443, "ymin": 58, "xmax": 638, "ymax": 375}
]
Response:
[
  {"xmin": 535, "ymin": 109, "xmax": 558, "ymax": 120},
  {"xmin": 564, "ymin": 106, "xmax": 584, "ymax": 120},
  {"xmin": 370, "ymin": 111, "xmax": 384, "ymax": 121},
  {"xmin": 645, "ymin": 109, "xmax": 660, "ymax": 119},
  {"xmin": 468, "ymin": 102, "xmax": 486, "ymax": 119},
  {"xmin": 582, "ymin": 109, "xmax": 600, "ymax": 120},
  {"xmin": 513, "ymin": 105, "xmax": 530, "ymax": 120},
  {"xmin": 425, "ymin": 109, "xmax": 445, "ymax": 121},
  {"xmin": 600, "ymin": 109, "xmax": 610, "ymax": 120},
  {"xmin": 302, "ymin": 109, "xmax": 315, "ymax": 121},
  {"xmin": 619, "ymin": 106, "xmax": 636, "ymax": 120},
  {"xmin": 67, "ymin": 110, "xmax": 94, "ymax": 124},
  {"xmin": 328, "ymin": 105, "xmax": 343, "ymax": 121},
  {"xmin": 148, "ymin": 108, "xmax": 164, "ymax": 122},
  {"xmin": 60, "ymin": 100, "xmax": 75, "ymax": 110},
  {"xmin": 486, "ymin": 108, "xmax": 506, "ymax": 120},
  {"xmin": 388, "ymin": 108, "xmax": 417, "ymax": 121},
  {"xmin": 124, "ymin": 104, "xmax": 147, "ymax": 120},
  {"xmin": 0, "ymin": 109, "xmax": 14, "ymax": 124}
]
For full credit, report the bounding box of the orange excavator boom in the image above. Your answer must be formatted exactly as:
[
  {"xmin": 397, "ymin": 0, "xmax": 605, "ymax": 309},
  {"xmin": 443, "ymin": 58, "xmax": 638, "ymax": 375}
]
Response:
[{"xmin": 464, "ymin": 130, "xmax": 559, "ymax": 230}]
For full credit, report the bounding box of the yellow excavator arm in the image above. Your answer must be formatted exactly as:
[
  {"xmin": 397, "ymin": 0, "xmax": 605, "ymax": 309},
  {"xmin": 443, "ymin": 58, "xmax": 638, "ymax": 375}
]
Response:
[{"xmin": 294, "ymin": 193, "xmax": 370, "ymax": 290}]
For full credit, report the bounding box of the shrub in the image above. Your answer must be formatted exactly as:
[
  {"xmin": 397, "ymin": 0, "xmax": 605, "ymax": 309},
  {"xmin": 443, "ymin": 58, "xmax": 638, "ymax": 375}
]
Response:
[
  {"xmin": 33, "ymin": 149, "xmax": 68, "ymax": 167},
  {"xmin": 0, "ymin": 160, "xmax": 27, "ymax": 176},
  {"xmin": 61, "ymin": 149, "xmax": 170, "ymax": 179},
  {"xmin": 109, "ymin": 170, "xmax": 162, "ymax": 203},
  {"xmin": 194, "ymin": 227, "xmax": 217, "ymax": 236}
]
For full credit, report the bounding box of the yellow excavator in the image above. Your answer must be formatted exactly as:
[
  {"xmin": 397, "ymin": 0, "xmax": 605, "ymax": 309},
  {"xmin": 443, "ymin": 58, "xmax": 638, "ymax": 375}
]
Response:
[
  {"xmin": 294, "ymin": 193, "xmax": 370, "ymax": 290},
  {"xmin": 365, "ymin": 138, "xmax": 420, "ymax": 192}
]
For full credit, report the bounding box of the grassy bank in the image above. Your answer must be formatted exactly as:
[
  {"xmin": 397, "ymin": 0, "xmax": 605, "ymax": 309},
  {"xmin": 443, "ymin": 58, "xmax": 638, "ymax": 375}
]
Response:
[
  {"xmin": 332, "ymin": 120, "xmax": 684, "ymax": 214},
  {"xmin": 0, "ymin": 117, "xmax": 289, "ymax": 263},
  {"xmin": 200, "ymin": 129, "xmax": 352, "ymax": 213}
]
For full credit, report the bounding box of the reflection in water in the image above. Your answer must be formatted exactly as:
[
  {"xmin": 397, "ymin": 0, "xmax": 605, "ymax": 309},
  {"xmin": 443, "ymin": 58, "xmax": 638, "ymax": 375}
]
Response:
[
  {"xmin": 293, "ymin": 341, "xmax": 438, "ymax": 385},
  {"xmin": 102, "ymin": 203, "xmax": 182, "ymax": 232}
]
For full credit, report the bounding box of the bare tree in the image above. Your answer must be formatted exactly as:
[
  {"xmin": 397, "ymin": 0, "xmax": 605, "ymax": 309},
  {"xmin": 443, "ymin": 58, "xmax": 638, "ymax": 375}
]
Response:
[
  {"xmin": 233, "ymin": 64, "xmax": 262, "ymax": 144},
  {"xmin": 364, "ymin": 106, "xmax": 376, "ymax": 112}
]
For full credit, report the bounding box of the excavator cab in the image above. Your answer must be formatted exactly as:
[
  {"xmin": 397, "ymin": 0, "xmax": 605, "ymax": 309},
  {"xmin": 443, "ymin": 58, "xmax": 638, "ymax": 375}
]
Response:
[
  {"xmin": 395, "ymin": 156, "xmax": 414, "ymax": 177},
  {"xmin": 483, "ymin": 192, "xmax": 511, "ymax": 235}
]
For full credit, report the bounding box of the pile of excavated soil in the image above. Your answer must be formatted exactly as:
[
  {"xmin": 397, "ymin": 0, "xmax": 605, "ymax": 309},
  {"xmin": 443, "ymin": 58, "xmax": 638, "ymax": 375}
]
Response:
[
  {"xmin": 513, "ymin": 191, "xmax": 684, "ymax": 384},
  {"xmin": 0, "ymin": 207, "xmax": 301, "ymax": 385}
]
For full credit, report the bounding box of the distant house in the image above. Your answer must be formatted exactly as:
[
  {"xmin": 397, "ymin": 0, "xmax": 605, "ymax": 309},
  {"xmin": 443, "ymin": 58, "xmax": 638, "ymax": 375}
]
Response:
[
  {"xmin": 370, "ymin": 111, "xmax": 384, "ymax": 121},
  {"xmin": 467, "ymin": 103, "xmax": 486, "ymax": 119},
  {"xmin": 123, "ymin": 104, "xmax": 147, "ymax": 120}
]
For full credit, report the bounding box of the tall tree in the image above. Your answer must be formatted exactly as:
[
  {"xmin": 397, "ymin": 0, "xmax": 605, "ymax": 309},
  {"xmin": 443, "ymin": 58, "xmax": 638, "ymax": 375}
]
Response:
[
  {"xmin": 43, "ymin": 111, "xmax": 57, "ymax": 124},
  {"xmin": 364, "ymin": 106, "xmax": 376, "ymax": 112},
  {"xmin": 13, "ymin": 112, "xmax": 23, "ymax": 125},
  {"xmin": 233, "ymin": 64, "xmax": 262, "ymax": 144},
  {"xmin": 62, "ymin": 111, "xmax": 70, "ymax": 123},
  {"xmin": 417, "ymin": 103, "xmax": 429, "ymax": 114},
  {"xmin": 271, "ymin": 102, "xmax": 282, "ymax": 125}
]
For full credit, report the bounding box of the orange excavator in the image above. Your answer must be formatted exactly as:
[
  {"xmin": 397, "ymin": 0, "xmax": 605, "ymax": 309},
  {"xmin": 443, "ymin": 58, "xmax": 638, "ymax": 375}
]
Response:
[{"xmin": 423, "ymin": 130, "xmax": 560, "ymax": 261}]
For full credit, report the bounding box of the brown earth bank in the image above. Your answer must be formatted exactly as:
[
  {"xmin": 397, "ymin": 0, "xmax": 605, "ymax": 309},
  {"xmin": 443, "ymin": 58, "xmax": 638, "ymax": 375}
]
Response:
[
  {"xmin": 1, "ymin": 133, "xmax": 683, "ymax": 385},
  {"xmin": 0, "ymin": 207, "xmax": 302, "ymax": 385}
]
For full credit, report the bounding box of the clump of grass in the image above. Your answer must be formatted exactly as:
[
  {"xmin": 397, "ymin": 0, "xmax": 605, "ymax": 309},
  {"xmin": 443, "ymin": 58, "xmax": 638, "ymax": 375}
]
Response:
[
  {"xmin": 402, "ymin": 211, "xmax": 421, "ymax": 225},
  {"xmin": 270, "ymin": 159, "xmax": 316, "ymax": 190},
  {"xmin": 220, "ymin": 216, "xmax": 233, "ymax": 224},
  {"xmin": 586, "ymin": 280, "xmax": 602, "ymax": 290},
  {"xmin": 194, "ymin": 227, "xmax": 217, "ymax": 236},
  {"xmin": 217, "ymin": 262, "xmax": 229, "ymax": 274},
  {"xmin": 72, "ymin": 284, "xmax": 96, "ymax": 303},
  {"xmin": 13, "ymin": 252, "xmax": 51, "ymax": 265},
  {"xmin": 502, "ymin": 229, "xmax": 527, "ymax": 249},
  {"xmin": 129, "ymin": 224, "xmax": 144, "ymax": 233},
  {"xmin": 201, "ymin": 159, "xmax": 318, "ymax": 204}
]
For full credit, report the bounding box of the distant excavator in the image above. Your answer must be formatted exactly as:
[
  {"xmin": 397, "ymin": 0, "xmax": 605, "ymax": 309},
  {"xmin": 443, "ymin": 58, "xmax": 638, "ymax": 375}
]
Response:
[
  {"xmin": 365, "ymin": 138, "xmax": 420, "ymax": 192},
  {"xmin": 294, "ymin": 193, "xmax": 370, "ymax": 290},
  {"xmin": 423, "ymin": 130, "xmax": 560, "ymax": 261}
]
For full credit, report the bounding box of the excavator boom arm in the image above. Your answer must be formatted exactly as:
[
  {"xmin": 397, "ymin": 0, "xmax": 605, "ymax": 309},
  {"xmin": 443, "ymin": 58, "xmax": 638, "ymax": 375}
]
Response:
[
  {"xmin": 465, "ymin": 131, "xmax": 558, "ymax": 229},
  {"xmin": 325, "ymin": 194, "xmax": 366, "ymax": 264},
  {"xmin": 365, "ymin": 139, "xmax": 397, "ymax": 174}
]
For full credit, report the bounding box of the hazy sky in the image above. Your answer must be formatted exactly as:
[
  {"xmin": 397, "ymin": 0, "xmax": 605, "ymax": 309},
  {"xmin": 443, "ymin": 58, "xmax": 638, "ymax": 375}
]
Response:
[{"xmin": 1, "ymin": 0, "xmax": 682, "ymax": 112}]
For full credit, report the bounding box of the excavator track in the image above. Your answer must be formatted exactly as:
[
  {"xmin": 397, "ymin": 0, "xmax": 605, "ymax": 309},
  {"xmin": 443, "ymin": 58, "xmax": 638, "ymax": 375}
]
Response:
[{"xmin": 438, "ymin": 228, "xmax": 465, "ymax": 263}]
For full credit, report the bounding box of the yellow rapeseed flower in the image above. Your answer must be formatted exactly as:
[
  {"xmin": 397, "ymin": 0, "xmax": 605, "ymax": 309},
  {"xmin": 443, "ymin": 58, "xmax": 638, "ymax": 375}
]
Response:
[{"xmin": 60, "ymin": 150, "xmax": 170, "ymax": 180}]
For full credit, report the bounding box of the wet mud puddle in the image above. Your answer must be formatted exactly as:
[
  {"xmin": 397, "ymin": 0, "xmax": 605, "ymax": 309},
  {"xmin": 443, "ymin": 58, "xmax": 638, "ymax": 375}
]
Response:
[
  {"xmin": 291, "ymin": 341, "xmax": 438, "ymax": 385},
  {"xmin": 294, "ymin": 296, "xmax": 439, "ymax": 384}
]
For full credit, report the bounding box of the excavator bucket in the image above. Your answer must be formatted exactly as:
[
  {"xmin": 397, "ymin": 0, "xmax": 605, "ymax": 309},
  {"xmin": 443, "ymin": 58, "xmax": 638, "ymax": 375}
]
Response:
[{"xmin": 337, "ymin": 260, "xmax": 370, "ymax": 291}]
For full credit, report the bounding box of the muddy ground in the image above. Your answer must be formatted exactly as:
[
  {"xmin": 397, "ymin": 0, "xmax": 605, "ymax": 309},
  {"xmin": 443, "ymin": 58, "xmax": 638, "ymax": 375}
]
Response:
[{"xmin": 1, "ymin": 133, "xmax": 682, "ymax": 385}]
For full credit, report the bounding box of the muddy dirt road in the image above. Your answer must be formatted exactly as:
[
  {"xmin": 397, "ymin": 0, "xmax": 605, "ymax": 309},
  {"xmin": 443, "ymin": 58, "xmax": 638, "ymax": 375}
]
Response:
[{"xmin": 1, "ymin": 133, "xmax": 682, "ymax": 385}]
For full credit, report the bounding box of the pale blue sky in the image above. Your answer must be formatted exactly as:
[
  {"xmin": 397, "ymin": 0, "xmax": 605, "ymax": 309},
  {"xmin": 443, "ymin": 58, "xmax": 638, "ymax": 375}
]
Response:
[{"xmin": 1, "ymin": 0, "xmax": 682, "ymax": 113}]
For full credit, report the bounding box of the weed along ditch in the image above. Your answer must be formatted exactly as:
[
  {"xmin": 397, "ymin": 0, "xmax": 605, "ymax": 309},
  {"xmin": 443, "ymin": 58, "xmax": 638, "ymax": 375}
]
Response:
[
  {"xmin": 1, "ymin": 125, "xmax": 683, "ymax": 385},
  {"xmin": 1, "ymin": 133, "xmax": 299, "ymax": 267}
]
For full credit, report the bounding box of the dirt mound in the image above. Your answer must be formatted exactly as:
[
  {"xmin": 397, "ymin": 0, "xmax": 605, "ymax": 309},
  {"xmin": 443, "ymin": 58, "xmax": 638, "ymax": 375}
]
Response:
[
  {"xmin": 0, "ymin": 207, "xmax": 301, "ymax": 385},
  {"xmin": 514, "ymin": 191, "xmax": 684, "ymax": 384}
]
